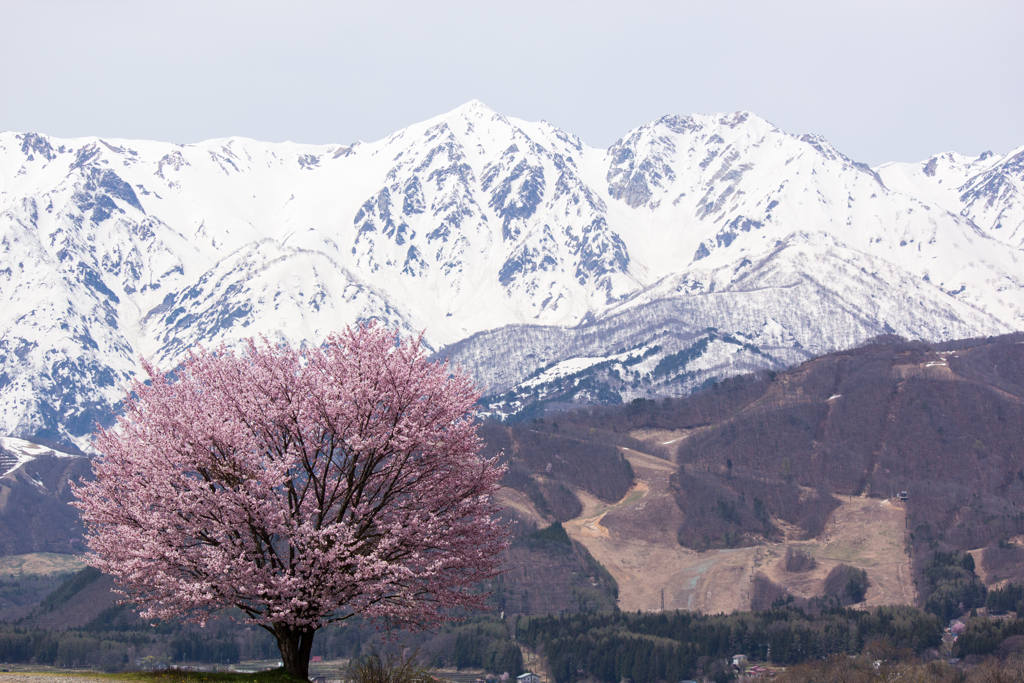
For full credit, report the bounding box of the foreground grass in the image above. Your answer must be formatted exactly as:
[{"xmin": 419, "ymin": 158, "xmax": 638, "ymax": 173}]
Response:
[{"xmin": 67, "ymin": 669, "xmax": 306, "ymax": 683}]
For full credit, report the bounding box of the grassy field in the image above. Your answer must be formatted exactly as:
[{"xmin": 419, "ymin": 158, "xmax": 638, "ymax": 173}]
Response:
[
  {"xmin": 111, "ymin": 670, "xmax": 302, "ymax": 683},
  {"xmin": 0, "ymin": 669, "xmax": 495, "ymax": 683},
  {"xmin": 0, "ymin": 671, "xmax": 304, "ymax": 683},
  {"xmin": 0, "ymin": 553, "xmax": 87, "ymax": 576}
]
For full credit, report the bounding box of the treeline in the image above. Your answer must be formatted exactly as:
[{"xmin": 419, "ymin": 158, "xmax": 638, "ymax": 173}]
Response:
[
  {"xmin": 955, "ymin": 616, "xmax": 1024, "ymax": 657},
  {"xmin": 919, "ymin": 551, "xmax": 987, "ymax": 622},
  {"xmin": 426, "ymin": 620, "xmax": 523, "ymax": 676},
  {"xmin": 0, "ymin": 566, "xmax": 528, "ymax": 674},
  {"xmin": 544, "ymin": 371, "xmax": 772, "ymax": 435},
  {"xmin": 313, "ymin": 617, "xmax": 523, "ymax": 676},
  {"xmin": 168, "ymin": 631, "xmax": 241, "ymax": 664},
  {"xmin": 0, "ymin": 624, "xmax": 150, "ymax": 670},
  {"xmin": 0, "ymin": 613, "xmax": 524, "ymax": 674},
  {"xmin": 986, "ymin": 581, "xmax": 1024, "ymax": 615},
  {"xmin": 516, "ymin": 605, "xmax": 942, "ymax": 683}
]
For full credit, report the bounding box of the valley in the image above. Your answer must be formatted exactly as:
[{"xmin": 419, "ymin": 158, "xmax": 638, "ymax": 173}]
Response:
[{"xmin": 0, "ymin": 333, "xmax": 1022, "ymax": 674}]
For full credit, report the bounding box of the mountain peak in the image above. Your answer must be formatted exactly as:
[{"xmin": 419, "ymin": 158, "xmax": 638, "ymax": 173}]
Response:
[
  {"xmin": 1, "ymin": 108, "xmax": 1023, "ymax": 450},
  {"xmin": 404, "ymin": 99, "xmax": 510, "ymax": 143},
  {"xmin": 445, "ymin": 99, "xmax": 499, "ymax": 119}
]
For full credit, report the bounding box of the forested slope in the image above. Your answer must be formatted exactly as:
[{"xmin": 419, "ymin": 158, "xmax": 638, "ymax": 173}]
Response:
[{"xmin": 514, "ymin": 333, "xmax": 1024, "ymax": 609}]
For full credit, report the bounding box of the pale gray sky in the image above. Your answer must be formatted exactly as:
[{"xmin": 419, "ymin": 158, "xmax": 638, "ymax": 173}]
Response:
[{"xmin": 1, "ymin": 0, "xmax": 1022, "ymax": 166}]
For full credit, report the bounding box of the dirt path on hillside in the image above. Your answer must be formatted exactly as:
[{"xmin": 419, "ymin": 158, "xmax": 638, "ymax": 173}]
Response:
[
  {"xmin": 495, "ymin": 487, "xmax": 548, "ymax": 528},
  {"xmin": 564, "ymin": 448, "xmax": 916, "ymax": 613},
  {"xmin": 564, "ymin": 448, "xmax": 756, "ymax": 613}
]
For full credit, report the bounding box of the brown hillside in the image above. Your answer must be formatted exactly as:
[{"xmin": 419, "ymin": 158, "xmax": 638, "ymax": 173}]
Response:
[
  {"xmin": 0, "ymin": 455, "xmax": 92, "ymax": 555},
  {"xmin": 1, "ymin": 334, "xmax": 1022, "ymax": 626},
  {"xmin": 563, "ymin": 446, "xmax": 914, "ymax": 613},
  {"xmin": 529, "ymin": 333, "xmax": 1024, "ymax": 610},
  {"xmin": 22, "ymin": 572, "xmax": 120, "ymax": 629}
]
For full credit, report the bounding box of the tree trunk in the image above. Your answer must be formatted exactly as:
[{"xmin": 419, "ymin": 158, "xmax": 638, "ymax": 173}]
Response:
[{"xmin": 273, "ymin": 623, "xmax": 317, "ymax": 680}]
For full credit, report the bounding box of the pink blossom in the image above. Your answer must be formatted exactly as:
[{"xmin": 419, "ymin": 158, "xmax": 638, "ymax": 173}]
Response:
[{"xmin": 73, "ymin": 323, "xmax": 509, "ymax": 679}]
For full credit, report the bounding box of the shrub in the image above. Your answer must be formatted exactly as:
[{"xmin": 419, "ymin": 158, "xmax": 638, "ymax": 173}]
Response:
[
  {"xmin": 824, "ymin": 564, "xmax": 869, "ymax": 605},
  {"xmin": 784, "ymin": 547, "xmax": 817, "ymax": 572},
  {"xmin": 347, "ymin": 650, "xmax": 435, "ymax": 683}
]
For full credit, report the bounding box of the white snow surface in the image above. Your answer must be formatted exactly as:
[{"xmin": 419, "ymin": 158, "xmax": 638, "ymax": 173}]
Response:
[
  {"xmin": 0, "ymin": 436, "xmax": 79, "ymax": 477},
  {"xmin": 519, "ymin": 356, "xmax": 625, "ymax": 390},
  {"xmin": 2, "ymin": 101, "xmax": 1024, "ymax": 446}
]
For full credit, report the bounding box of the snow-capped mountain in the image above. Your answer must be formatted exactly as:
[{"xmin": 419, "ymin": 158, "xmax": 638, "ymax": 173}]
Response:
[
  {"xmin": 877, "ymin": 145, "xmax": 1024, "ymax": 248},
  {"xmin": 1, "ymin": 102, "xmax": 1022, "ymax": 448}
]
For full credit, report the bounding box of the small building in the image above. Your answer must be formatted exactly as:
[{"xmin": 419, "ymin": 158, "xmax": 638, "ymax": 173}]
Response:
[
  {"xmin": 732, "ymin": 654, "xmax": 748, "ymax": 668},
  {"xmin": 517, "ymin": 673, "xmax": 541, "ymax": 683}
]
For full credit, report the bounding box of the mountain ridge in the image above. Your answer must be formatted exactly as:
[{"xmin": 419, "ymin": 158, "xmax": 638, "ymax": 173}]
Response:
[{"xmin": 1, "ymin": 102, "xmax": 1022, "ymax": 448}]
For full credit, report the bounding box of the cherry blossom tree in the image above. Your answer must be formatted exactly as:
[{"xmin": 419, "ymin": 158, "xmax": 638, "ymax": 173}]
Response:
[{"xmin": 73, "ymin": 323, "xmax": 509, "ymax": 680}]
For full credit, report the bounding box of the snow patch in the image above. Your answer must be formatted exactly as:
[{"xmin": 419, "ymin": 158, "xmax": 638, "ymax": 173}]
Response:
[{"xmin": 0, "ymin": 436, "xmax": 80, "ymax": 477}]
